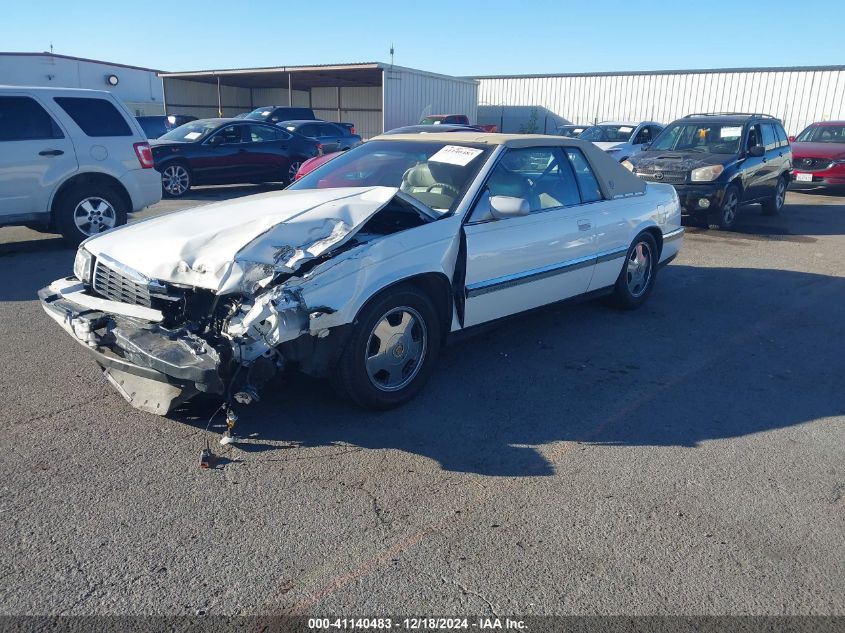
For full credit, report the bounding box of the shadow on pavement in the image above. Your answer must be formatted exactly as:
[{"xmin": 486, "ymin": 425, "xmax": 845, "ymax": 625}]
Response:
[{"xmin": 172, "ymin": 265, "xmax": 845, "ymax": 478}]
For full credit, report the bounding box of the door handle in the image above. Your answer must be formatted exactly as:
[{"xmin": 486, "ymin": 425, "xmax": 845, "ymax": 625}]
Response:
[
  {"xmin": 39, "ymin": 149, "xmax": 64, "ymax": 156},
  {"xmin": 578, "ymin": 220, "xmax": 592, "ymax": 231}
]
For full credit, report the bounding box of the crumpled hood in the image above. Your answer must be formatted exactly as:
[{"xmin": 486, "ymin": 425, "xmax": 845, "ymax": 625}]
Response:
[
  {"xmin": 791, "ymin": 142, "xmax": 845, "ymax": 160},
  {"xmin": 83, "ymin": 186, "xmax": 397, "ymax": 294},
  {"xmin": 631, "ymin": 150, "xmax": 731, "ymax": 172}
]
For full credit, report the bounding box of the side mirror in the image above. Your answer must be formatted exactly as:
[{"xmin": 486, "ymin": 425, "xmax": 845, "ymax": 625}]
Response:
[
  {"xmin": 640, "ymin": 142, "xmax": 651, "ymax": 150},
  {"xmin": 788, "ymin": 135, "xmax": 796, "ymax": 143},
  {"xmin": 469, "ymin": 190, "xmax": 530, "ymax": 222},
  {"xmin": 748, "ymin": 144, "xmax": 765, "ymax": 157}
]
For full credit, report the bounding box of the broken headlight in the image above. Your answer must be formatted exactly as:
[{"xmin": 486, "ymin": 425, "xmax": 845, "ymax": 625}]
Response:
[{"xmin": 73, "ymin": 247, "xmax": 93, "ymax": 284}]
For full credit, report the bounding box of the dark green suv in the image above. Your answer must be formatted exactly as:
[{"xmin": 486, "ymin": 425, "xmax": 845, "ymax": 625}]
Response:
[{"xmin": 624, "ymin": 113, "xmax": 792, "ymax": 230}]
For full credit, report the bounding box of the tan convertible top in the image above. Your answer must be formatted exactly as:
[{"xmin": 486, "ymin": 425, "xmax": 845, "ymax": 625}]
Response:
[{"xmin": 374, "ymin": 132, "xmax": 647, "ymax": 200}]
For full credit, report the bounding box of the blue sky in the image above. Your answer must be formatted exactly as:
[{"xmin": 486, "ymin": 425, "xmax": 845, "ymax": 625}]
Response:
[{"xmin": 3, "ymin": 0, "xmax": 843, "ymax": 75}]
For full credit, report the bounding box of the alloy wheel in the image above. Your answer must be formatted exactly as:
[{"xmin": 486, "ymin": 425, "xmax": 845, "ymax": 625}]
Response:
[
  {"xmin": 775, "ymin": 179, "xmax": 786, "ymax": 209},
  {"xmin": 287, "ymin": 161, "xmax": 302, "ymax": 183},
  {"xmin": 162, "ymin": 165, "xmax": 190, "ymax": 196},
  {"xmin": 626, "ymin": 240, "xmax": 653, "ymax": 298},
  {"xmin": 365, "ymin": 306, "xmax": 427, "ymax": 392},
  {"xmin": 73, "ymin": 196, "xmax": 117, "ymax": 236},
  {"xmin": 721, "ymin": 191, "xmax": 738, "ymax": 227}
]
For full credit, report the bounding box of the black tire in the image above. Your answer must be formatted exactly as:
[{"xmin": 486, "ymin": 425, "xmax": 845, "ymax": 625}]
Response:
[
  {"xmin": 608, "ymin": 232, "xmax": 659, "ymax": 310},
  {"xmin": 762, "ymin": 175, "xmax": 787, "ymax": 215},
  {"xmin": 711, "ymin": 184, "xmax": 740, "ymax": 230},
  {"xmin": 333, "ymin": 285, "xmax": 441, "ymax": 410},
  {"xmin": 55, "ymin": 185, "xmax": 127, "ymax": 246},
  {"xmin": 160, "ymin": 162, "xmax": 192, "ymax": 198}
]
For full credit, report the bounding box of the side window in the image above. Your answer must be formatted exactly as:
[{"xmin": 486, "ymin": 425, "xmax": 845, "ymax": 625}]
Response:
[
  {"xmin": 746, "ymin": 124, "xmax": 762, "ymax": 149},
  {"xmin": 761, "ymin": 123, "xmax": 777, "ymax": 151},
  {"xmin": 275, "ymin": 128, "xmax": 292, "ymax": 140},
  {"xmin": 633, "ymin": 126, "xmax": 652, "ymax": 145},
  {"xmin": 248, "ymin": 125, "xmax": 277, "ymax": 143},
  {"xmin": 319, "ymin": 123, "xmax": 340, "ymax": 136},
  {"xmin": 214, "ymin": 125, "xmax": 244, "ymax": 144},
  {"xmin": 53, "ymin": 97, "xmax": 132, "ymax": 137},
  {"xmin": 486, "ymin": 147, "xmax": 581, "ymax": 213},
  {"xmin": 564, "ymin": 148, "xmax": 603, "ymax": 203},
  {"xmin": 299, "ymin": 124, "xmax": 319, "ymax": 137},
  {"xmin": 649, "ymin": 125, "xmax": 664, "ymax": 140},
  {"xmin": 0, "ymin": 96, "xmax": 63, "ymax": 141},
  {"xmin": 774, "ymin": 123, "xmax": 788, "ymax": 147}
]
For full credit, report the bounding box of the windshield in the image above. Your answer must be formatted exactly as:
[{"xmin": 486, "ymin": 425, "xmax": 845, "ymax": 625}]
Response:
[
  {"xmin": 289, "ymin": 140, "xmax": 493, "ymax": 215},
  {"xmin": 419, "ymin": 116, "xmax": 445, "ymax": 125},
  {"xmin": 795, "ymin": 124, "xmax": 845, "ymax": 143},
  {"xmin": 558, "ymin": 126, "xmax": 587, "ymax": 138},
  {"xmin": 650, "ymin": 122, "xmax": 743, "ymax": 154},
  {"xmin": 245, "ymin": 107, "xmax": 274, "ymax": 121},
  {"xmin": 578, "ymin": 125, "xmax": 635, "ymax": 143},
  {"xmin": 158, "ymin": 120, "xmax": 220, "ymax": 142}
]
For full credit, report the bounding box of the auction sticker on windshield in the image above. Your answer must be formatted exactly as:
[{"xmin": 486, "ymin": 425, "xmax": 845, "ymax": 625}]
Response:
[
  {"xmin": 429, "ymin": 145, "xmax": 484, "ymax": 166},
  {"xmin": 721, "ymin": 127, "xmax": 743, "ymax": 138},
  {"xmin": 184, "ymin": 132, "xmax": 202, "ymax": 140}
]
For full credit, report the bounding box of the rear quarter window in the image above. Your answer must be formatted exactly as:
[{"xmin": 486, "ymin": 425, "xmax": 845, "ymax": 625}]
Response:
[{"xmin": 53, "ymin": 97, "xmax": 132, "ymax": 137}]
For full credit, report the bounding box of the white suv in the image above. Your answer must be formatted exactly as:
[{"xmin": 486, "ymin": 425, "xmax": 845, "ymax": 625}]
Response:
[{"xmin": 0, "ymin": 86, "xmax": 161, "ymax": 244}]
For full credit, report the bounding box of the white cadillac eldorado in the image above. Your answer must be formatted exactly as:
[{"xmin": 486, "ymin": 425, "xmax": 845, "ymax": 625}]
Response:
[{"xmin": 39, "ymin": 133, "xmax": 683, "ymax": 415}]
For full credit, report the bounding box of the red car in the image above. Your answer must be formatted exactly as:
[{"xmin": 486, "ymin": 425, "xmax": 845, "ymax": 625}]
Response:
[
  {"xmin": 789, "ymin": 121, "xmax": 845, "ymax": 188},
  {"xmin": 293, "ymin": 151, "xmax": 343, "ymax": 181}
]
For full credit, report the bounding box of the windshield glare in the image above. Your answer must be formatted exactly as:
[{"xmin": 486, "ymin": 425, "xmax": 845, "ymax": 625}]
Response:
[
  {"xmin": 245, "ymin": 108, "xmax": 272, "ymax": 121},
  {"xmin": 650, "ymin": 122, "xmax": 743, "ymax": 154},
  {"xmin": 558, "ymin": 126, "xmax": 587, "ymax": 138},
  {"xmin": 158, "ymin": 120, "xmax": 220, "ymax": 142},
  {"xmin": 796, "ymin": 124, "xmax": 845, "ymax": 143},
  {"xmin": 288, "ymin": 140, "xmax": 492, "ymax": 215},
  {"xmin": 579, "ymin": 125, "xmax": 635, "ymax": 143}
]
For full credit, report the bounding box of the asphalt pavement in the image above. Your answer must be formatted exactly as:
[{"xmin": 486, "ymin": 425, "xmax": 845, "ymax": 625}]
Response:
[{"xmin": 0, "ymin": 184, "xmax": 842, "ymax": 616}]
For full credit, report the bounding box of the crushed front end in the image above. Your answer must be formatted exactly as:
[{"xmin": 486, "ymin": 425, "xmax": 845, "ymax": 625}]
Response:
[{"xmin": 38, "ymin": 255, "xmax": 238, "ymax": 414}]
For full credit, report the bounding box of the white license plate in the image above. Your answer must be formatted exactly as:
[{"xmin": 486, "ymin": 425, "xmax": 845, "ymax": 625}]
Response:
[{"xmin": 795, "ymin": 172, "xmax": 813, "ymax": 182}]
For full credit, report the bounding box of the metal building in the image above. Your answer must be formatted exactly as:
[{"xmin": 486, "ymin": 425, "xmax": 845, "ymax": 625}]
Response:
[
  {"xmin": 0, "ymin": 52, "xmax": 165, "ymax": 115},
  {"xmin": 159, "ymin": 63, "xmax": 478, "ymax": 139},
  {"xmin": 475, "ymin": 65, "xmax": 845, "ymax": 135}
]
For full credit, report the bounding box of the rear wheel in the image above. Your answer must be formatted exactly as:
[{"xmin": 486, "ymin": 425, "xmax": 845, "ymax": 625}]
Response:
[
  {"xmin": 608, "ymin": 232, "xmax": 658, "ymax": 310},
  {"xmin": 161, "ymin": 163, "xmax": 191, "ymax": 197},
  {"xmin": 333, "ymin": 286, "xmax": 440, "ymax": 410},
  {"xmin": 55, "ymin": 185, "xmax": 126, "ymax": 246},
  {"xmin": 762, "ymin": 175, "xmax": 787, "ymax": 215},
  {"xmin": 286, "ymin": 160, "xmax": 303, "ymax": 184}
]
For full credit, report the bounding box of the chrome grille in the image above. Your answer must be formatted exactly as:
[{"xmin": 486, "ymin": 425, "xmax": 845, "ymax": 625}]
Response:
[
  {"xmin": 635, "ymin": 169, "xmax": 688, "ymax": 184},
  {"xmin": 92, "ymin": 259, "xmax": 152, "ymax": 307},
  {"xmin": 794, "ymin": 157, "xmax": 832, "ymax": 171}
]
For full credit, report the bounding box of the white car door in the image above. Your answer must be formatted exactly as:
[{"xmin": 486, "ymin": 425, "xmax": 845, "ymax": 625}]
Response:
[
  {"xmin": 462, "ymin": 146, "xmax": 602, "ymax": 327},
  {"xmin": 0, "ymin": 94, "xmax": 77, "ymax": 220}
]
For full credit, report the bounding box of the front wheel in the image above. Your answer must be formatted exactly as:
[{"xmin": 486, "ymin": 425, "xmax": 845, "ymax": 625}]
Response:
[
  {"xmin": 762, "ymin": 175, "xmax": 787, "ymax": 215},
  {"xmin": 711, "ymin": 185, "xmax": 740, "ymax": 230},
  {"xmin": 608, "ymin": 232, "xmax": 658, "ymax": 310},
  {"xmin": 333, "ymin": 286, "xmax": 440, "ymax": 410}
]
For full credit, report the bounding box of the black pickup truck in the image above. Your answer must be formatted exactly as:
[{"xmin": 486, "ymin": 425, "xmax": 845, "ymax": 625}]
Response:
[{"xmin": 244, "ymin": 106, "xmax": 356, "ymax": 135}]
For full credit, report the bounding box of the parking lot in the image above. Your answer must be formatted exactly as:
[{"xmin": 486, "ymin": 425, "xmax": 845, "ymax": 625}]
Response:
[{"xmin": 1, "ymin": 185, "xmax": 843, "ymax": 615}]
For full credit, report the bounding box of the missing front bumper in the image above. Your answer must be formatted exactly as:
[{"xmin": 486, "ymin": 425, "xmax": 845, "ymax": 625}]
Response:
[{"xmin": 39, "ymin": 280, "xmax": 225, "ymax": 415}]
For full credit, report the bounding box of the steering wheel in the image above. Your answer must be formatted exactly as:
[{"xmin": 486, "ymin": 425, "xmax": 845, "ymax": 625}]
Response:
[{"xmin": 426, "ymin": 183, "xmax": 460, "ymax": 196}]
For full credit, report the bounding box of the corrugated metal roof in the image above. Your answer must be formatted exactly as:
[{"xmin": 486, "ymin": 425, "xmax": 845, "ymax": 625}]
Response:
[{"xmin": 470, "ymin": 64, "xmax": 845, "ymax": 80}]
